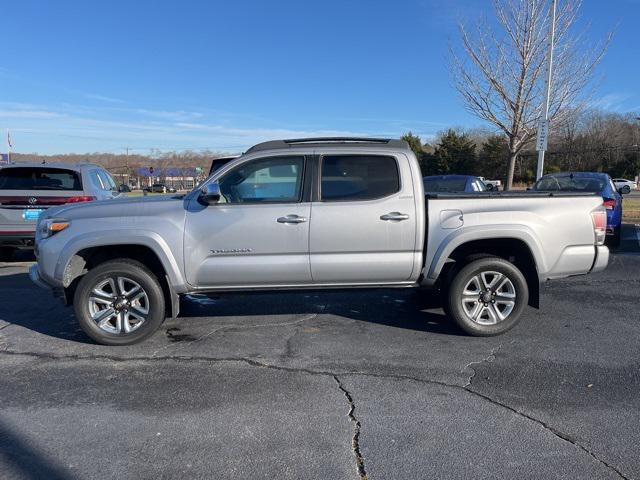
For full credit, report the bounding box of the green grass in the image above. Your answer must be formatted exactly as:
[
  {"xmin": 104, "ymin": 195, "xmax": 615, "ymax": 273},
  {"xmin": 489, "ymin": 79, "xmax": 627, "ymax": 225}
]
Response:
[
  {"xmin": 623, "ymin": 197, "xmax": 640, "ymax": 221},
  {"xmin": 123, "ymin": 192, "xmax": 164, "ymax": 197}
]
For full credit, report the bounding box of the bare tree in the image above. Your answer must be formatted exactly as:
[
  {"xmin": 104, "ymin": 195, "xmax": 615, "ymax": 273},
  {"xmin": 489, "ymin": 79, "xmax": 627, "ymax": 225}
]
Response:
[{"xmin": 450, "ymin": 0, "xmax": 611, "ymax": 189}]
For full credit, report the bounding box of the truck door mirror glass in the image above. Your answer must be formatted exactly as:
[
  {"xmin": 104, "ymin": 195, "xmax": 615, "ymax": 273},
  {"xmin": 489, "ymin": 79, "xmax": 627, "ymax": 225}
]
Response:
[{"xmin": 199, "ymin": 182, "xmax": 221, "ymax": 205}]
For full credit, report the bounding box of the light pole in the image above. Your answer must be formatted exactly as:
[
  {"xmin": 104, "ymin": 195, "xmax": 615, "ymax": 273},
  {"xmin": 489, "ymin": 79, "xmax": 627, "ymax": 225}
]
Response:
[
  {"xmin": 536, "ymin": 0, "xmax": 558, "ymax": 180},
  {"xmin": 635, "ymin": 118, "xmax": 640, "ymax": 185}
]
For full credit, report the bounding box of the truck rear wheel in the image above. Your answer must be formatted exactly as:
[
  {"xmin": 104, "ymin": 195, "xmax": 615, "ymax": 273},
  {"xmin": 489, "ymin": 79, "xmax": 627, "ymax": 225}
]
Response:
[
  {"xmin": 446, "ymin": 257, "xmax": 528, "ymax": 336},
  {"xmin": 73, "ymin": 259, "xmax": 166, "ymax": 345}
]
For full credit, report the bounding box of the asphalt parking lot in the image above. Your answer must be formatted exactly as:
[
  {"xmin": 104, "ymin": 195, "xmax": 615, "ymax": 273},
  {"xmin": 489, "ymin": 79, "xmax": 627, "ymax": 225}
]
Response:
[{"xmin": 1, "ymin": 225, "xmax": 639, "ymax": 480}]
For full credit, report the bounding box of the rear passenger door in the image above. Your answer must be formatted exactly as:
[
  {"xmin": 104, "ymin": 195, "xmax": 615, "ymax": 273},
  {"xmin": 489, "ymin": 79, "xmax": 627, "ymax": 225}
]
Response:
[{"xmin": 309, "ymin": 153, "xmax": 417, "ymax": 284}]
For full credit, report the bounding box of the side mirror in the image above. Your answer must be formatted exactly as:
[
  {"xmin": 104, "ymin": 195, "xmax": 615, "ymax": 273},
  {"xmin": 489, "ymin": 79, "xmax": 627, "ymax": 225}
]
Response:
[{"xmin": 199, "ymin": 182, "xmax": 221, "ymax": 205}]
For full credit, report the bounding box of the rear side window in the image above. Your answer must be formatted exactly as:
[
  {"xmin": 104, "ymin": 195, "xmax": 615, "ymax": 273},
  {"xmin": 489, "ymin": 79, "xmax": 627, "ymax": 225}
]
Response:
[
  {"xmin": 97, "ymin": 170, "xmax": 117, "ymax": 191},
  {"xmin": 535, "ymin": 176, "xmax": 605, "ymax": 193},
  {"xmin": 0, "ymin": 167, "xmax": 82, "ymax": 190},
  {"xmin": 321, "ymin": 155, "xmax": 400, "ymax": 201}
]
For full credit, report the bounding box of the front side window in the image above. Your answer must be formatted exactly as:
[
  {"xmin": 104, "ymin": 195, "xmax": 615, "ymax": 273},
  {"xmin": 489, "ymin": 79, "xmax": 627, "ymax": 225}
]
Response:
[
  {"xmin": 321, "ymin": 155, "xmax": 400, "ymax": 201},
  {"xmin": 218, "ymin": 156, "xmax": 304, "ymax": 204}
]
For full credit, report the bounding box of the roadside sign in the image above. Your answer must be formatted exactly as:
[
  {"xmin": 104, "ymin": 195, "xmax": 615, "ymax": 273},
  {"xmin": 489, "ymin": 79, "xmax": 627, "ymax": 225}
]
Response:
[{"xmin": 536, "ymin": 120, "xmax": 549, "ymax": 151}]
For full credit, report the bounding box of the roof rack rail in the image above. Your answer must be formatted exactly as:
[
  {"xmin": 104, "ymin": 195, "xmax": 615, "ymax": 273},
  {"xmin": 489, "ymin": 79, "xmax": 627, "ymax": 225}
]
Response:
[
  {"xmin": 246, "ymin": 137, "xmax": 407, "ymax": 154},
  {"xmin": 284, "ymin": 137, "xmax": 391, "ymax": 144}
]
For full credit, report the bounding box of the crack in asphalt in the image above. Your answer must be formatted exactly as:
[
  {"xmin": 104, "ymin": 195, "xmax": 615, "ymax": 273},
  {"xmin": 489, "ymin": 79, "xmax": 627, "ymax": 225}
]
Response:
[
  {"xmin": 464, "ymin": 387, "xmax": 630, "ymax": 480},
  {"xmin": 150, "ymin": 304, "xmax": 327, "ymax": 358},
  {"xmin": 461, "ymin": 343, "xmax": 504, "ymax": 388},
  {"xmin": 461, "ymin": 345, "xmax": 629, "ymax": 480},
  {"xmin": 0, "ymin": 348, "xmax": 629, "ymax": 479},
  {"xmin": 333, "ymin": 376, "xmax": 367, "ymax": 480}
]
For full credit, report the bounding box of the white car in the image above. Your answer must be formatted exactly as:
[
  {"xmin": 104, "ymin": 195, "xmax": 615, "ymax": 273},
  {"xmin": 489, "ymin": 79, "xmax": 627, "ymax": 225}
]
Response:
[
  {"xmin": 612, "ymin": 178, "xmax": 637, "ymax": 194},
  {"xmin": 478, "ymin": 176, "xmax": 502, "ymax": 191}
]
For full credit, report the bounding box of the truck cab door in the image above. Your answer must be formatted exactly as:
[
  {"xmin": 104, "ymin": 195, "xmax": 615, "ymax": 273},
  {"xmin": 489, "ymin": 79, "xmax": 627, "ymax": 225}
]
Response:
[
  {"xmin": 184, "ymin": 155, "xmax": 312, "ymax": 288},
  {"xmin": 309, "ymin": 153, "xmax": 418, "ymax": 284}
]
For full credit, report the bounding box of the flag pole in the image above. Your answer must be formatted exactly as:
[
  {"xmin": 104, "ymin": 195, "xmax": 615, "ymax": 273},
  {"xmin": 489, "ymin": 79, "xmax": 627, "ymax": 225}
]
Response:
[{"xmin": 6, "ymin": 129, "xmax": 11, "ymax": 164}]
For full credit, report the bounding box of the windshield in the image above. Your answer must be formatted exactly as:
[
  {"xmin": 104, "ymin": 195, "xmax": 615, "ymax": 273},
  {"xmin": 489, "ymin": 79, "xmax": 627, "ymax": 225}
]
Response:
[
  {"xmin": 0, "ymin": 167, "xmax": 82, "ymax": 190},
  {"xmin": 534, "ymin": 175, "xmax": 605, "ymax": 193},
  {"xmin": 423, "ymin": 177, "xmax": 468, "ymax": 192}
]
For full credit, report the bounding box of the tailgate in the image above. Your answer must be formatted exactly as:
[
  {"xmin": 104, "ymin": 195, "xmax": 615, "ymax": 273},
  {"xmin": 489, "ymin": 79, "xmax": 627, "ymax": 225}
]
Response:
[{"xmin": 0, "ymin": 190, "xmax": 86, "ymax": 230}]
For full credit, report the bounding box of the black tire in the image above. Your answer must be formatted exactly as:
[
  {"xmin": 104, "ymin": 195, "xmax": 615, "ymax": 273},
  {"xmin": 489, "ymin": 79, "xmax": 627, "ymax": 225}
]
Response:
[
  {"xmin": 622, "ymin": 185, "xmax": 631, "ymax": 194},
  {"xmin": 0, "ymin": 247, "xmax": 16, "ymax": 262},
  {"xmin": 73, "ymin": 259, "xmax": 166, "ymax": 345},
  {"xmin": 446, "ymin": 257, "xmax": 528, "ymax": 336}
]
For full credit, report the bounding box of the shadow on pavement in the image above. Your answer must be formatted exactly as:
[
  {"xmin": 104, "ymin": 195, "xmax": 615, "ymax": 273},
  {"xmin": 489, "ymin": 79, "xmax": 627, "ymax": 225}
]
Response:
[
  {"xmin": 0, "ymin": 272, "xmax": 92, "ymax": 344},
  {"xmin": 0, "ymin": 250, "xmax": 36, "ymax": 263},
  {"xmin": 0, "ymin": 270, "xmax": 461, "ymax": 344},
  {"xmin": 616, "ymin": 223, "xmax": 640, "ymax": 254},
  {"xmin": 0, "ymin": 418, "xmax": 74, "ymax": 480}
]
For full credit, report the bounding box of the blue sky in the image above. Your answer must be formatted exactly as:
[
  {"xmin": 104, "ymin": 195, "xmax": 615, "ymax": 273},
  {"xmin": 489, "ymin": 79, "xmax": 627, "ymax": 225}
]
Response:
[{"xmin": 1, "ymin": 0, "xmax": 639, "ymax": 154}]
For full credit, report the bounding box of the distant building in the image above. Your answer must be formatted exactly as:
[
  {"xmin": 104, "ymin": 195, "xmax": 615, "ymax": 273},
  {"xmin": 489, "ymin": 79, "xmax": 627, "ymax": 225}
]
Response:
[{"xmin": 134, "ymin": 167, "xmax": 203, "ymax": 190}]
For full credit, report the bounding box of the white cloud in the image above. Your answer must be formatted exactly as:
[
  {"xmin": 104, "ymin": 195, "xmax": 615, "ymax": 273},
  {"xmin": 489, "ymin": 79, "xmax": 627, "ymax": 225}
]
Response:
[
  {"xmin": 83, "ymin": 93, "xmax": 126, "ymax": 104},
  {"xmin": 0, "ymin": 109, "xmax": 63, "ymax": 119},
  {"xmin": 591, "ymin": 93, "xmax": 635, "ymax": 112}
]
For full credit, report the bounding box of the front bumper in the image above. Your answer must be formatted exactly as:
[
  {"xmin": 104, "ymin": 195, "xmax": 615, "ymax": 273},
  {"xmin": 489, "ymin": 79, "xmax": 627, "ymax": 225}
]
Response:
[
  {"xmin": 590, "ymin": 245, "xmax": 609, "ymax": 274},
  {"xmin": 29, "ymin": 264, "xmax": 52, "ymax": 290}
]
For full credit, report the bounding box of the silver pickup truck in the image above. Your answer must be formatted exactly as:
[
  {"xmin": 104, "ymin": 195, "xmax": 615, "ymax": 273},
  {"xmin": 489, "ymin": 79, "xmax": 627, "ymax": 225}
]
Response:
[{"xmin": 30, "ymin": 138, "xmax": 609, "ymax": 345}]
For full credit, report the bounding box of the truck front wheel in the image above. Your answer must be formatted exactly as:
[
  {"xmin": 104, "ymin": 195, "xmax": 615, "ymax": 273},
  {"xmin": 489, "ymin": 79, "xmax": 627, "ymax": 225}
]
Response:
[
  {"xmin": 446, "ymin": 257, "xmax": 528, "ymax": 336},
  {"xmin": 73, "ymin": 259, "xmax": 166, "ymax": 345}
]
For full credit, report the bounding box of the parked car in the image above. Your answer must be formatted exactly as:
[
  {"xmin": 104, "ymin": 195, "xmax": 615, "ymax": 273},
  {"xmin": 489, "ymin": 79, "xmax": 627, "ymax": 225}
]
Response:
[
  {"xmin": 478, "ymin": 177, "xmax": 502, "ymax": 190},
  {"xmin": 0, "ymin": 162, "xmax": 119, "ymax": 261},
  {"xmin": 533, "ymin": 172, "xmax": 623, "ymax": 246},
  {"xmin": 612, "ymin": 178, "xmax": 637, "ymax": 194},
  {"xmin": 118, "ymin": 184, "xmax": 131, "ymax": 193},
  {"xmin": 166, "ymin": 186, "xmax": 178, "ymax": 193},
  {"xmin": 149, "ymin": 183, "xmax": 167, "ymax": 193},
  {"xmin": 423, "ymin": 175, "xmax": 488, "ymax": 193},
  {"xmin": 30, "ymin": 137, "xmax": 608, "ymax": 345}
]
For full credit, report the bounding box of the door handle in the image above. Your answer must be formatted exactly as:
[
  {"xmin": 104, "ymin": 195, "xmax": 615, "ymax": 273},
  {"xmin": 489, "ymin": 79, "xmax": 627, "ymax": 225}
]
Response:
[
  {"xmin": 277, "ymin": 214, "xmax": 308, "ymax": 224},
  {"xmin": 380, "ymin": 212, "xmax": 410, "ymax": 221}
]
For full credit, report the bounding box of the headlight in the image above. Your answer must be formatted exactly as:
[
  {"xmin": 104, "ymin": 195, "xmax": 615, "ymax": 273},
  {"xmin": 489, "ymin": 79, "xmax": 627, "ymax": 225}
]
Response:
[{"xmin": 40, "ymin": 219, "xmax": 70, "ymax": 239}]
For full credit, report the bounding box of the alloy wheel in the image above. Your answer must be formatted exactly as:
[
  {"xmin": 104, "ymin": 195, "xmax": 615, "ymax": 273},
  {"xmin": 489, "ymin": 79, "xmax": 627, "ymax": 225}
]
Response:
[
  {"xmin": 460, "ymin": 271, "xmax": 516, "ymax": 325},
  {"xmin": 87, "ymin": 276, "xmax": 150, "ymax": 335}
]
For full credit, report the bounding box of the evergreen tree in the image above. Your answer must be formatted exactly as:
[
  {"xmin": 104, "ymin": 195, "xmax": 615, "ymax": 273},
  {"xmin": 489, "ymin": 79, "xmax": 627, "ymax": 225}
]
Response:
[
  {"xmin": 478, "ymin": 135, "xmax": 509, "ymax": 180},
  {"xmin": 432, "ymin": 129, "xmax": 477, "ymax": 175},
  {"xmin": 401, "ymin": 132, "xmax": 424, "ymax": 158}
]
